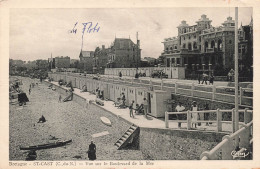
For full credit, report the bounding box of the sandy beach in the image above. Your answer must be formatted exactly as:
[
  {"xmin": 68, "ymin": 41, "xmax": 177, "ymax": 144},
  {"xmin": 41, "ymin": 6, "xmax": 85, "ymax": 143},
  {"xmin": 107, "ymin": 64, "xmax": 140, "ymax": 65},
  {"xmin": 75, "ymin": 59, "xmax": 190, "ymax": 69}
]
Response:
[{"xmin": 9, "ymin": 77, "xmax": 144, "ymax": 160}]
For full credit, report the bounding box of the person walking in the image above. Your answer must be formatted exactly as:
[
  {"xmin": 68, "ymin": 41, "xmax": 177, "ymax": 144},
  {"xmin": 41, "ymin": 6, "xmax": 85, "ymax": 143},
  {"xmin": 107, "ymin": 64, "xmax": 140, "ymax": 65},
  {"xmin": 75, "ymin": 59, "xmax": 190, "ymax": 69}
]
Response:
[
  {"xmin": 143, "ymin": 98, "xmax": 148, "ymax": 118},
  {"xmin": 29, "ymin": 88, "xmax": 31, "ymax": 95},
  {"xmin": 87, "ymin": 141, "xmax": 96, "ymax": 160},
  {"xmin": 85, "ymin": 99, "xmax": 90, "ymax": 112},
  {"xmin": 198, "ymin": 73, "xmax": 201, "ymax": 84},
  {"xmin": 176, "ymin": 102, "xmax": 185, "ymax": 128},
  {"xmin": 209, "ymin": 74, "xmax": 214, "ymax": 85},
  {"xmin": 129, "ymin": 100, "xmax": 135, "ymax": 118},
  {"xmin": 201, "ymin": 73, "xmax": 208, "ymax": 85}
]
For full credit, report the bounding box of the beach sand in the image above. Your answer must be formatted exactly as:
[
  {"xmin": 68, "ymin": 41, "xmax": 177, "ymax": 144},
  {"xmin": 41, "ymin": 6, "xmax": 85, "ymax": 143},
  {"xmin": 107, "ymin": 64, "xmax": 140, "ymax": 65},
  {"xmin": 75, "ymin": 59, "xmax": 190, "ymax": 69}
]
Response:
[{"xmin": 9, "ymin": 77, "xmax": 144, "ymax": 160}]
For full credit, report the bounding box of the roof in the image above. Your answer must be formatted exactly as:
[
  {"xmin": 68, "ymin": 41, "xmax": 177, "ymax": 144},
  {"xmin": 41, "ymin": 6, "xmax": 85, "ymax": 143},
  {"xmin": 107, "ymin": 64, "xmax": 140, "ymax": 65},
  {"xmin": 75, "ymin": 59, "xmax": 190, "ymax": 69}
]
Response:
[
  {"xmin": 196, "ymin": 14, "xmax": 211, "ymax": 23},
  {"xmin": 80, "ymin": 51, "xmax": 94, "ymax": 58},
  {"xmin": 112, "ymin": 38, "xmax": 136, "ymax": 49}
]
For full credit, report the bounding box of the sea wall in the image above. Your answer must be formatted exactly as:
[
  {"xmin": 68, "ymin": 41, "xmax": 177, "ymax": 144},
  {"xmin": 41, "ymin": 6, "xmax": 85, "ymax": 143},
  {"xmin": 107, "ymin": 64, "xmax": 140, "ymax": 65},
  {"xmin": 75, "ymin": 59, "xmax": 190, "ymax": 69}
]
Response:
[{"xmin": 139, "ymin": 127, "xmax": 226, "ymax": 160}]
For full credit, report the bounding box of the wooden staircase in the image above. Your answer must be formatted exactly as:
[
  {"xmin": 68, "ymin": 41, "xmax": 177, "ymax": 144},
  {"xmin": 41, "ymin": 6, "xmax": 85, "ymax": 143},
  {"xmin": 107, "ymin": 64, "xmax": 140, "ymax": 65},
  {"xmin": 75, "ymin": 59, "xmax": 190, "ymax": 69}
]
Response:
[{"xmin": 114, "ymin": 124, "xmax": 139, "ymax": 150}]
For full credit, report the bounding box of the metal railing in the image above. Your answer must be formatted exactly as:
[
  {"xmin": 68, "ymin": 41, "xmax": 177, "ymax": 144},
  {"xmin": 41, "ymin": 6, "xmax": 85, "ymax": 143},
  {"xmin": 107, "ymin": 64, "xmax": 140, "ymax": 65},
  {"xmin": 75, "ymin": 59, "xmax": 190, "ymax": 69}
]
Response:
[
  {"xmin": 165, "ymin": 109, "xmax": 253, "ymax": 132},
  {"xmin": 200, "ymin": 120, "xmax": 253, "ymax": 160}
]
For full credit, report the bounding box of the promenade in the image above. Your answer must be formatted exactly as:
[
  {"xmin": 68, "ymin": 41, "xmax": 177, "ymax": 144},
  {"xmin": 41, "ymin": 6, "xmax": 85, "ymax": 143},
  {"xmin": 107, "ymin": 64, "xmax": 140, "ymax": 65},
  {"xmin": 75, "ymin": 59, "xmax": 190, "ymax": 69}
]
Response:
[{"xmin": 49, "ymin": 80, "xmax": 237, "ymax": 133}]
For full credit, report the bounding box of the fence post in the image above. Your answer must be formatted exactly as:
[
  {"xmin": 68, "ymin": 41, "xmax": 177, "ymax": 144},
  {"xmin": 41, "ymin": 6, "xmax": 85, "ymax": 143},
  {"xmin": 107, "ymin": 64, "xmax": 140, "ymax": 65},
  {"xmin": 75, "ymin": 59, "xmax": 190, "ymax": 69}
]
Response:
[
  {"xmin": 232, "ymin": 108, "xmax": 235, "ymax": 133},
  {"xmin": 240, "ymin": 87, "xmax": 243, "ymax": 105},
  {"xmin": 161, "ymin": 79, "xmax": 163, "ymax": 90},
  {"xmin": 212, "ymin": 85, "xmax": 216, "ymax": 100},
  {"xmin": 165, "ymin": 112, "xmax": 169, "ymax": 128},
  {"xmin": 216, "ymin": 109, "xmax": 222, "ymax": 132},
  {"xmin": 191, "ymin": 83, "xmax": 194, "ymax": 97},
  {"xmin": 221, "ymin": 135, "xmax": 234, "ymax": 160},
  {"xmin": 244, "ymin": 108, "xmax": 252, "ymax": 124},
  {"xmin": 175, "ymin": 82, "xmax": 178, "ymax": 94},
  {"xmin": 187, "ymin": 111, "xmax": 191, "ymax": 130}
]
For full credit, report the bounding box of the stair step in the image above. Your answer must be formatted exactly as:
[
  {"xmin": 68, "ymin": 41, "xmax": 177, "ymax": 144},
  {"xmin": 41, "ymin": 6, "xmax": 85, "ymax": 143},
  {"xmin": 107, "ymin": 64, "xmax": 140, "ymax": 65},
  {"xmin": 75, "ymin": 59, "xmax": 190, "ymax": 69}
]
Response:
[
  {"xmin": 126, "ymin": 131, "xmax": 132, "ymax": 135},
  {"xmin": 118, "ymin": 140, "xmax": 124, "ymax": 144},
  {"xmin": 130, "ymin": 126, "xmax": 137, "ymax": 130},
  {"xmin": 128, "ymin": 128, "xmax": 135, "ymax": 132},
  {"xmin": 115, "ymin": 143, "xmax": 121, "ymax": 147},
  {"xmin": 122, "ymin": 135, "xmax": 128, "ymax": 139}
]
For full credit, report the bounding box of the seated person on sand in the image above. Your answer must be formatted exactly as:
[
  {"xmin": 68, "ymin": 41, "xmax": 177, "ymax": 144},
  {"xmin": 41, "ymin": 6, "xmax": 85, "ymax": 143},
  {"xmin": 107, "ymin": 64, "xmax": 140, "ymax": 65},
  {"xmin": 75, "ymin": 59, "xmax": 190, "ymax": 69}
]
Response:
[
  {"xmin": 26, "ymin": 150, "xmax": 37, "ymax": 161},
  {"xmin": 37, "ymin": 115, "xmax": 46, "ymax": 123},
  {"xmin": 118, "ymin": 93, "xmax": 126, "ymax": 109},
  {"xmin": 134, "ymin": 104, "xmax": 144, "ymax": 114},
  {"xmin": 114, "ymin": 98, "xmax": 121, "ymax": 107}
]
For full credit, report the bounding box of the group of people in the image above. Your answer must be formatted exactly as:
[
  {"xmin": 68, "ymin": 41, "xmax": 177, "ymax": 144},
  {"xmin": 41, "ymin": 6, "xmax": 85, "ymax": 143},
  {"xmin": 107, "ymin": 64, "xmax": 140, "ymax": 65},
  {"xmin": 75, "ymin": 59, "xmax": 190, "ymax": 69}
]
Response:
[
  {"xmin": 95, "ymin": 88, "xmax": 104, "ymax": 100},
  {"xmin": 128, "ymin": 98, "xmax": 148, "ymax": 119},
  {"xmin": 198, "ymin": 73, "xmax": 214, "ymax": 85},
  {"xmin": 175, "ymin": 101, "xmax": 211, "ymax": 129},
  {"xmin": 114, "ymin": 92, "xmax": 126, "ymax": 108}
]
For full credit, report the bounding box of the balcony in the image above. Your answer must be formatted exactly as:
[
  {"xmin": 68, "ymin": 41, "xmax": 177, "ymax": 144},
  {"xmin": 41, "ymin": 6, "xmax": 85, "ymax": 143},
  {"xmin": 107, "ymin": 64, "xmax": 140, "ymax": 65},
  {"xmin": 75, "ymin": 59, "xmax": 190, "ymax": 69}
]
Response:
[{"xmin": 205, "ymin": 48, "xmax": 222, "ymax": 53}]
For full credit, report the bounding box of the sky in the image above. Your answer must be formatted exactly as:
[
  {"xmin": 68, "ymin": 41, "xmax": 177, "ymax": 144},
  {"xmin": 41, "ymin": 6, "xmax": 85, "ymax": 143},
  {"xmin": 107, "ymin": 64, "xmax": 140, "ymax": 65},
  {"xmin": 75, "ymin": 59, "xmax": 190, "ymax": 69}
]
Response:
[{"xmin": 9, "ymin": 7, "xmax": 252, "ymax": 61}]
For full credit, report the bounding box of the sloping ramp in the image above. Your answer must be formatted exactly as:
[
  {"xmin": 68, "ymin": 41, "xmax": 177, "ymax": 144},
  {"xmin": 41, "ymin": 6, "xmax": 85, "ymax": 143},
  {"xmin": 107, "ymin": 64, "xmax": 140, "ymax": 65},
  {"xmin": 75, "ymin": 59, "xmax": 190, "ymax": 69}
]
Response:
[
  {"xmin": 63, "ymin": 93, "xmax": 73, "ymax": 102},
  {"xmin": 114, "ymin": 124, "xmax": 139, "ymax": 150}
]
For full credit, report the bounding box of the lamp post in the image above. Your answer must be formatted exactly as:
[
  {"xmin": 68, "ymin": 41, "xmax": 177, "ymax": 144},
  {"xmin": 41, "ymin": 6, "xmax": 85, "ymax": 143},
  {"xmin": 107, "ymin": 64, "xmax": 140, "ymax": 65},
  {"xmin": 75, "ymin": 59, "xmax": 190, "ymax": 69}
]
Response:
[{"xmin": 234, "ymin": 7, "xmax": 239, "ymax": 150}]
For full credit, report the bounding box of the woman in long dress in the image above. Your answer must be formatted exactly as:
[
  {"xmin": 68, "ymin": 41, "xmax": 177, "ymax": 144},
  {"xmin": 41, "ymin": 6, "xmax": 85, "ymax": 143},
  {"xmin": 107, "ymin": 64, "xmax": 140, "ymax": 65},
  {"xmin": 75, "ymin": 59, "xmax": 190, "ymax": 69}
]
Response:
[
  {"xmin": 191, "ymin": 101, "xmax": 198, "ymax": 128},
  {"xmin": 87, "ymin": 141, "xmax": 96, "ymax": 160}
]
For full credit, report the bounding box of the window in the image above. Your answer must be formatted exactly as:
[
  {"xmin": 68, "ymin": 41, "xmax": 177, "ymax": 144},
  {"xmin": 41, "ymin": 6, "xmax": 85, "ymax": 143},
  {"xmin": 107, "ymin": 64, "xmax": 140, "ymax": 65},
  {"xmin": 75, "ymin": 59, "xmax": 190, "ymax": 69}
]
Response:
[
  {"xmin": 170, "ymin": 47, "xmax": 173, "ymax": 51},
  {"xmin": 229, "ymin": 40, "xmax": 232, "ymax": 44},
  {"xmin": 188, "ymin": 43, "xmax": 192, "ymax": 50},
  {"xmin": 174, "ymin": 46, "xmax": 177, "ymax": 49},
  {"xmin": 189, "ymin": 36, "xmax": 191, "ymax": 39},
  {"xmin": 183, "ymin": 44, "xmax": 186, "ymax": 49},
  {"xmin": 183, "ymin": 36, "xmax": 185, "ymax": 40}
]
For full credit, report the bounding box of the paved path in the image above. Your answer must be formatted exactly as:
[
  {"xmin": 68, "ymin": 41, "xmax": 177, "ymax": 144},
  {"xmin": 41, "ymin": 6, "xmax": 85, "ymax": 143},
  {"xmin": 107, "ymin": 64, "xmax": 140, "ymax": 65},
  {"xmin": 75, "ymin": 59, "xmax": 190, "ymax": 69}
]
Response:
[{"xmin": 50, "ymin": 80, "xmax": 236, "ymax": 133}]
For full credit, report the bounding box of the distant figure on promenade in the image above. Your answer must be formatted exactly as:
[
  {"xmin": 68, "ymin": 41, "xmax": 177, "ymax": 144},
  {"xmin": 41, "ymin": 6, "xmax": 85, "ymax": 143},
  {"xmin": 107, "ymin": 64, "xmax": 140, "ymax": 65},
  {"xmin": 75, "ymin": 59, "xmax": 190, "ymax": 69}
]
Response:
[
  {"xmin": 119, "ymin": 71, "xmax": 122, "ymax": 78},
  {"xmin": 191, "ymin": 101, "xmax": 198, "ymax": 128},
  {"xmin": 175, "ymin": 102, "xmax": 185, "ymax": 128},
  {"xmin": 59, "ymin": 95, "xmax": 62, "ymax": 103},
  {"xmin": 121, "ymin": 93, "xmax": 126, "ymax": 106},
  {"xmin": 87, "ymin": 141, "xmax": 96, "ymax": 160},
  {"xmin": 201, "ymin": 73, "xmax": 208, "ymax": 85},
  {"xmin": 95, "ymin": 88, "xmax": 99, "ymax": 98},
  {"xmin": 228, "ymin": 69, "xmax": 234, "ymax": 82},
  {"xmin": 37, "ymin": 115, "xmax": 46, "ymax": 123},
  {"xmin": 198, "ymin": 73, "xmax": 201, "ymax": 84},
  {"xmin": 129, "ymin": 100, "xmax": 135, "ymax": 118},
  {"xmin": 143, "ymin": 98, "xmax": 148, "ymax": 118},
  {"xmin": 209, "ymin": 74, "xmax": 214, "ymax": 85}
]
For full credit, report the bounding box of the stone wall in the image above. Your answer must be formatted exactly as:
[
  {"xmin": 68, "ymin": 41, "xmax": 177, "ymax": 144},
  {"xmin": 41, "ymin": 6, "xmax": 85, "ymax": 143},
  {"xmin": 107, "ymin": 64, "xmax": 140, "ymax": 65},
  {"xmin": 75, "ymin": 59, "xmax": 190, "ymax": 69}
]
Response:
[{"xmin": 139, "ymin": 127, "xmax": 226, "ymax": 160}]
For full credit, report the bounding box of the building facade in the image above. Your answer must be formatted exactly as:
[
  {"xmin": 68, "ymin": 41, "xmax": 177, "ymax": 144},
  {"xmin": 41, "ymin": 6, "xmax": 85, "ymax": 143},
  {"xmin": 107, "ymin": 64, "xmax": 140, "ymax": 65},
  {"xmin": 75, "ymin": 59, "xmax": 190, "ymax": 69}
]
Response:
[
  {"xmin": 93, "ymin": 45, "xmax": 109, "ymax": 74},
  {"xmin": 79, "ymin": 51, "xmax": 94, "ymax": 73},
  {"xmin": 107, "ymin": 38, "xmax": 141, "ymax": 68},
  {"xmin": 161, "ymin": 14, "xmax": 253, "ymax": 77}
]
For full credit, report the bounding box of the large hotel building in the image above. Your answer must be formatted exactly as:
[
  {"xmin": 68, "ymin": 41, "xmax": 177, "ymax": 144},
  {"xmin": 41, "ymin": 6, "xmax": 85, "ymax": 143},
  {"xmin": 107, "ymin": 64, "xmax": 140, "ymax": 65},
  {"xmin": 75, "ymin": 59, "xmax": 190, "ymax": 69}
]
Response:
[{"xmin": 161, "ymin": 14, "xmax": 253, "ymax": 77}]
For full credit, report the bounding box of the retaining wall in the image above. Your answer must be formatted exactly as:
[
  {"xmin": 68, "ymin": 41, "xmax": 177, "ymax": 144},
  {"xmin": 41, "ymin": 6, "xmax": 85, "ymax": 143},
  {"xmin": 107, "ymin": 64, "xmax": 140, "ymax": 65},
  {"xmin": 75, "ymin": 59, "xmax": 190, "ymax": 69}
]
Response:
[{"xmin": 139, "ymin": 127, "xmax": 226, "ymax": 160}]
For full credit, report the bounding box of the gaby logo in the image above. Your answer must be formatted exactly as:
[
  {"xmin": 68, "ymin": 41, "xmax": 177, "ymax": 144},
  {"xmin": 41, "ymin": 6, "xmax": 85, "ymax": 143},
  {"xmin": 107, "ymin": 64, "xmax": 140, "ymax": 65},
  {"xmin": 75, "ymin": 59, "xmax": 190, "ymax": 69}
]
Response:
[{"xmin": 231, "ymin": 148, "xmax": 250, "ymax": 158}]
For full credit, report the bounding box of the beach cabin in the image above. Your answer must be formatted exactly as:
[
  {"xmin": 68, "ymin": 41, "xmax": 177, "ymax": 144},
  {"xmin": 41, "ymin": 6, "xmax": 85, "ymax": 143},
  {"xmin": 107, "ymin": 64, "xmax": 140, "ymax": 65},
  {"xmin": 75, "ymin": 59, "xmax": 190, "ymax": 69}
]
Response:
[
  {"xmin": 108, "ymin": 83, "xmax": 115, "ymax": 101},
  {"xmin": 146, "ymin": 90, "xmax": 171, "ymax": 118}
]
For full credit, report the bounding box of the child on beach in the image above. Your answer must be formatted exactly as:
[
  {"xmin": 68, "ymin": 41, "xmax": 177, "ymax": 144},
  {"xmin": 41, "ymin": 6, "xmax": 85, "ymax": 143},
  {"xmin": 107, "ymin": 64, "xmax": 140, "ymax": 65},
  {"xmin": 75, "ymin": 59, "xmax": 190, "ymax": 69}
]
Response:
[
  {"xmin": 59, "ymin": 95, "xmax": 62, "ymax": 103},
  {"xmin": 129, "ymin": 100, "xmax": 135, "ymax": 118}
]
